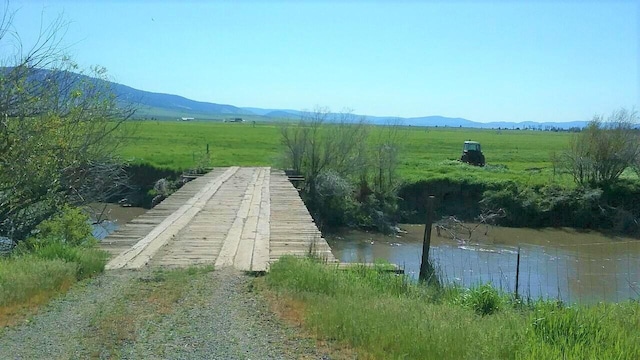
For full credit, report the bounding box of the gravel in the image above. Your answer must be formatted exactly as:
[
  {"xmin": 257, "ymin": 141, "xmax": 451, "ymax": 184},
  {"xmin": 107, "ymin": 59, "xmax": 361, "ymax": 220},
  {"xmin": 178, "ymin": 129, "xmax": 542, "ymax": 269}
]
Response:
[{"xmin": 0, "ymin": 268, "xmax": 330, "ymax": 360}]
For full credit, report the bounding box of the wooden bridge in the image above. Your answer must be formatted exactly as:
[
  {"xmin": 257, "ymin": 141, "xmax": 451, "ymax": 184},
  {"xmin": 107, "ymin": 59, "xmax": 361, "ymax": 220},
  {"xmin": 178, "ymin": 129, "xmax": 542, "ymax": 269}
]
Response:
[{"xmin": 101, "ymin": 167, "xmax": 336, "ymax": 271}]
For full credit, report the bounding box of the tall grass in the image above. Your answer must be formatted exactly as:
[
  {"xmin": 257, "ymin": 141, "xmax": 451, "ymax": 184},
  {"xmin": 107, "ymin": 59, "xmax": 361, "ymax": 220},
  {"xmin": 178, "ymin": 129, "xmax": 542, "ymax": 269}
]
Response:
[
  {"xmin": 0, "ymin": 244, "xmax": 109, "ymax": 326},
  {"xmin": 0, "ymin": 256, "xmax": 77, "ymax": 320},
  {"xmin": 266, "ymin": 256, "xmax": 640, "ymax": 359},
  {"xmin": 32, "ymin": 242, "xmax": 109, "ymax": 280}
]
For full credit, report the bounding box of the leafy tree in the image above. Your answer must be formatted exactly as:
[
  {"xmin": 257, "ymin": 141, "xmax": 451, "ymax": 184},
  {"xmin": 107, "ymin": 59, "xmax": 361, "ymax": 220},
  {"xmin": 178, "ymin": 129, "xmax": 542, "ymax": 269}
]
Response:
[{"xmin": 0, "ymin": 5, "xmax": 134, "ymax": 240}]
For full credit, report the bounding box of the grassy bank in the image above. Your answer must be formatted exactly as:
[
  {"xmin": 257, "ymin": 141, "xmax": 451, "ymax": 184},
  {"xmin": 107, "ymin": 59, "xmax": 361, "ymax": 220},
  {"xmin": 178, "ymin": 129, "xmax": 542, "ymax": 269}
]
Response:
[
  {"xmin": 0, "ymin": 245, "xmax": 109, "ymax": 326},
  {"xmin": 0, "ymin": 207, "xmax": 110, "ymax": 326},
  {"xmin": 264, "ymin": 256, "xmax": 640, "ymax": 359}
]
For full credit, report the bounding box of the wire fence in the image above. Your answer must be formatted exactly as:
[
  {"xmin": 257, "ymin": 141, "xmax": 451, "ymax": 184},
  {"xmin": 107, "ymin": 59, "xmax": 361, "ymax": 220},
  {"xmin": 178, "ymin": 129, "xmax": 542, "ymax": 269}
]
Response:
[{"xmin": 429, "ymin": 240, "xmax": 640, "ymax": 304}]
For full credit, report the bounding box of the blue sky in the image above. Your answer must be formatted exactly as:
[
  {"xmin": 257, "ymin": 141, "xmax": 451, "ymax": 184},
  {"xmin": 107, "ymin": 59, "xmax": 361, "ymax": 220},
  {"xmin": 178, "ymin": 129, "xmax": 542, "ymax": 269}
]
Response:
[{"xmin": 4, "ymin": 1, "xmax": 639, "ymax": 122}]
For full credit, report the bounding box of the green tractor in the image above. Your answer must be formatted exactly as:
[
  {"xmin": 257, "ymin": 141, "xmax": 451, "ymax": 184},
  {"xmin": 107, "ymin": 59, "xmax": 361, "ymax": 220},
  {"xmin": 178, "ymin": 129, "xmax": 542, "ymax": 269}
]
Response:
[{"xmin": 460, "ymin": 140, "xmax": 485, "ymax": 167}]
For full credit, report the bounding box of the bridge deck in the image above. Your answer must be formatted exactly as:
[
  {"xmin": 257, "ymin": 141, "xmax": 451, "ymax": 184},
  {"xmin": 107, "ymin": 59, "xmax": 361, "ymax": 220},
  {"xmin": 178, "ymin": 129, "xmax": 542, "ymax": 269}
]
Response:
[{"xmin": 101, "ymin": 167, "xmax": 335, "ymax": 271}]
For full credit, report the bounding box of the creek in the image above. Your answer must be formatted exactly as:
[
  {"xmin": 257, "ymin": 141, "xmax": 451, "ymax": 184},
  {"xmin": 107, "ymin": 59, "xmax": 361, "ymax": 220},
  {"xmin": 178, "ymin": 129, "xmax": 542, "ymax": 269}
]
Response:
[
  {"xmin": 327, "ymin": 225, "xmax": 640, "ymax": 304},
  {"xmin": 91, "ymin": 202, "xmax": 640, "ymax": 304},
  {"xmin": 90, "ymin": 203, "xmax": 147, "ymax": 240}
]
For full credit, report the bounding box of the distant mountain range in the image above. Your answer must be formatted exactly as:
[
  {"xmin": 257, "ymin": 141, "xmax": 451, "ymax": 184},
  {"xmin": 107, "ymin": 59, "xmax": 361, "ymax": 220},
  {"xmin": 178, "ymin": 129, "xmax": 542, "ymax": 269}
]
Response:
[
  {"xmin": 112, "ymin": 83, "xmax": 246, "ymax": 115},
  {"xmin": 6, "ymin": 67, "xmax": 588, "ymax": 129}
]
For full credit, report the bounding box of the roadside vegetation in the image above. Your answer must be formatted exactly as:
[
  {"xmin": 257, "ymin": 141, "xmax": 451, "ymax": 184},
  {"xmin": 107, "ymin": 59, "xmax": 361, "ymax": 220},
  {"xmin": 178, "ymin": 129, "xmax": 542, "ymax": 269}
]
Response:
[
  {"xmin": 0, "ymin": 207, "xmax": 109, "ymax": 326},
  {"xmin": 264, "ymin": 256, "xmax": 640, "ymax": 359},
  {"xmin": 0, "ymin": 7, "xmax": 117, "ymax": 325}
]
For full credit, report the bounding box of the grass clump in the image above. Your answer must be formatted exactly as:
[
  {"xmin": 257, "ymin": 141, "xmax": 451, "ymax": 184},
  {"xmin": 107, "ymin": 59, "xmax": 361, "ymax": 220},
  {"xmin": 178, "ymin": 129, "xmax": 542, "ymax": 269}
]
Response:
[
  {"xmin": 265, "ymin": 256, "xmax": 640, "ymax": 359},
  {"xmin": 522, "ymin": 302, "xmax": 640, "ymax": 359},
  {"xmin": 456, "ymin": 283, "xmax": 505, "ymax": 316},
  {"xmin": 0, "ymin": 256, "xmax": 76, "ymax": 307},
  {"xmin": 32, "ymin": 242, "xmax": 109, "ymax": 280}
]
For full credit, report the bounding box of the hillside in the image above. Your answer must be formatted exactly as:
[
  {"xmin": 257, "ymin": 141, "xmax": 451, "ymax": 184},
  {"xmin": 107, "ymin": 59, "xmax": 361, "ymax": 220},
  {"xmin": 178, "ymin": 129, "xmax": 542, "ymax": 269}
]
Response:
[{"xmin": 3, "ymin": 67, "xmax": 588, "ymax": 128}]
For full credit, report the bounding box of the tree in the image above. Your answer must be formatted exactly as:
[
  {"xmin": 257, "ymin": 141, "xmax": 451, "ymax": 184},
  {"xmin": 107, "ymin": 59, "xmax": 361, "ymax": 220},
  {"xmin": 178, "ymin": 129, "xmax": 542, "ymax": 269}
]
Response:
[
  {"xmin": 557, "ymin": 108, "xmax": 639, "ymax": 186},
  {"xmin": 280, "ymin": 108, "xmax": 404, "ymax": 232},
  {"xmin": 369, "ymin": 119, "xmax": 402, "ymax": 199},
  {"xmin": 0, "ymin": 5, "xmax": 134, "ymax": 240}
]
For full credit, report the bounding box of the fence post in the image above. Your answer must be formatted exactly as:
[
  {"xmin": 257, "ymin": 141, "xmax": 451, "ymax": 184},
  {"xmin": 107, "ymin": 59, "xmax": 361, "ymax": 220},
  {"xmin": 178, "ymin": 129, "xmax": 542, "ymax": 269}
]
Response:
[
  {"xmin": 419, "ymin": 195, "xmax": 435, "ymax": 282},
  {"xmin": 515, "ymin": 246, "xmax": 521, "ymax": 300},
  {"xmin": 206, "ymin": 143, "xmax": 209, "ymax": 155}
]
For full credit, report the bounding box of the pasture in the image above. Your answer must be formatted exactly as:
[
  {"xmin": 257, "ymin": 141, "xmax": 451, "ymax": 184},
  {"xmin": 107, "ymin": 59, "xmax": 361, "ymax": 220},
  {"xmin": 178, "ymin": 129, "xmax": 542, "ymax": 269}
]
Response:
[{"xmin": 118, "ymin": 121, "xmax": 574, "ymax": 186}]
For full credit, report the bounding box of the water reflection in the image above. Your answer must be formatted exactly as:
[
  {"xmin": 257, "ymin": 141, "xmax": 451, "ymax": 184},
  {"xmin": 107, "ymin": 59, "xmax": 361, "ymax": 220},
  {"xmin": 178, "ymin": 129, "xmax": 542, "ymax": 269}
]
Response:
[
  {"xmin": 89, "ymin": 203, "xmax": 147, "ymax": 240},
  {"xmin": 327, "ymin": 225, "xmax": 640, "ymax": 304}
]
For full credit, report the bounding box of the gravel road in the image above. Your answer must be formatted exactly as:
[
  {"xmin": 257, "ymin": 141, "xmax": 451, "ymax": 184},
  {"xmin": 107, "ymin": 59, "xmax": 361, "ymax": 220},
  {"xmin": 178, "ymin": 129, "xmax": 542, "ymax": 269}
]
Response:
[{"xmin": 0, "ymin": 267, "xmax": 329, "ymax": 360}]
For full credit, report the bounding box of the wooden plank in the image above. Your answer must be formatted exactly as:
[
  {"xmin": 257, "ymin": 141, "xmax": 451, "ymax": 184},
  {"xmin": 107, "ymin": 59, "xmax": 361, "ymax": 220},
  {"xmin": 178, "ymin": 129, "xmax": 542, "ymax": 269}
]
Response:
[
  {"xmin": 251, "ymin": 167, "xmax": 270, "ymax": 272},
  {"xmin": 215, "ymin": 168, "xmax": 260, "ymax": 268},
  {"xmin": 106, "ymin": 167, "xmax": 239, "ymax": 269},
  {"xmin": 234, "ymin": 168, "xmax": 264, "ymax": 271}
]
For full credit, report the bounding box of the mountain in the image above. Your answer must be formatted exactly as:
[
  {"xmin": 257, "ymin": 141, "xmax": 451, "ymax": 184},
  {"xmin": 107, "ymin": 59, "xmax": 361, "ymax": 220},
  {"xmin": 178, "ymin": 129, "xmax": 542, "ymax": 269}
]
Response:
[
  {"xmin": 111, "ymin": 83, "xmax": 245, "ymax": 116},
  {"xmin": 6, "ymin": 67, "xmax": 588, "ymax": 128}
]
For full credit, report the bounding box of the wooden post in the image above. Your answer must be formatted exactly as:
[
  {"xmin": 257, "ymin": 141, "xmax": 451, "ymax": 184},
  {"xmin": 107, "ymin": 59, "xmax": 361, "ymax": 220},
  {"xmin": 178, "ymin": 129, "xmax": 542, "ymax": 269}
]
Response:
[
  {"xmin": 515, "ymin": 246, "xmax": 521, "ymax": 300},
  {"xmin": 206, "ymin": 143, "xmax": 209, "ymax": 155},
  {"xmin": 419, "ymin": 195, "xmax": 435, "ymax": 282}
]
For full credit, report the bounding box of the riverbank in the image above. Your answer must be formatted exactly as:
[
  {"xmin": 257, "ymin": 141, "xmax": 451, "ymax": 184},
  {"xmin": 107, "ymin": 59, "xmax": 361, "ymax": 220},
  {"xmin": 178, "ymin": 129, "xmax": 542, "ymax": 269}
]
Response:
[
  {"xmin": 264, "ymin": 256, "xmax": 640, "ymax": 359},
  {"xmin": 398, "ymin": 177, "xmax": 640, "ymax": 235}
]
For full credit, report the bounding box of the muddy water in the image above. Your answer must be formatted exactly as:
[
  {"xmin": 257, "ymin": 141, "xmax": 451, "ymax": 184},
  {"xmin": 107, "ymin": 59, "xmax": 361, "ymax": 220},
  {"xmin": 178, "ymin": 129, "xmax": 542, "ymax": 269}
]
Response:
[
  {"xmin": 89, "ymin": 203, "xmax": 147, "ymax": 240},
  {"xmin": 327, "ymin": 225, "xmax": 640, "ymax": 304}
]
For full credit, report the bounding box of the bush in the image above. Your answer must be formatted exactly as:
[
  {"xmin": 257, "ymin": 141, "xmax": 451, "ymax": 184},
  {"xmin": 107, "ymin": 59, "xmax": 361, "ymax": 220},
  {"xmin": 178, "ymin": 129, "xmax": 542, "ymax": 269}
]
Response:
[
  {"xmin": 33, "ymin": 242, "xmax": 109, "ymax": 280},
  {"xmin": 480, "ymin": 183, "xmax": 639, "ymax": 232},
  {"xmin": 311, "ymin": 170, "xmax": 357, "ymax": 228},
  {"xmin": 28, "ymin": 206, "xmax": 95, "ymax": 248}
]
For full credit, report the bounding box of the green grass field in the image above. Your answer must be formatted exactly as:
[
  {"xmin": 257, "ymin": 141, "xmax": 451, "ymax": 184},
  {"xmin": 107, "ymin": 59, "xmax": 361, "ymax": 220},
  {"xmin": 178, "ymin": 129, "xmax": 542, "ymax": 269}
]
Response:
[{"xmin": 118, "ymin": 120, "xmax": 574, "ymax": 186}]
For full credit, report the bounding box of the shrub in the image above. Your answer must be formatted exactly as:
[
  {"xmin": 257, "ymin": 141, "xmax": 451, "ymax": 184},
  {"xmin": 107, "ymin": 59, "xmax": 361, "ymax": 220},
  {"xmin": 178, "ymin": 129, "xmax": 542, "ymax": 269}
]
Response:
[
  {"xmin": 28, "ymin": 206, "xmax": 95, "ymax": 248},
  {"xmin": 311, "ymin": 170, "xmax": 356, "ymax": 227}
]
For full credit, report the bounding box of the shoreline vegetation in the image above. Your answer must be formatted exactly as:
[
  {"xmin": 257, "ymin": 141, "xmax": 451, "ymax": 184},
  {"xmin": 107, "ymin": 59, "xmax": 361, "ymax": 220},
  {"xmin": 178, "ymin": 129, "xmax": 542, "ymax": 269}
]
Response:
[
  {"xmin": 262, "ymin": 256, "xmax": 640, "ymax": 359},
  {"xmin": 0, "ymin": 207, "xmax": 109, "ymax": 326}
]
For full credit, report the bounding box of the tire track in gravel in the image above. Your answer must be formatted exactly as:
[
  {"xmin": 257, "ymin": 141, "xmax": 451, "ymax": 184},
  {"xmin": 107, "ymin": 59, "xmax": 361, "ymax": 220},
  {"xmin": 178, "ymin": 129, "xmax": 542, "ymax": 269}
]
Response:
[{"xmin": 0, "ymin": 268, "xmax": 330, "ymax": 360}]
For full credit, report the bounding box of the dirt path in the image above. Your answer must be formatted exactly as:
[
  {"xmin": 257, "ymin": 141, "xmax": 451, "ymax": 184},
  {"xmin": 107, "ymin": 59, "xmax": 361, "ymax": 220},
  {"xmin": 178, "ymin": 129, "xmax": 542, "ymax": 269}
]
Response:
[{"xmin": 0, "ymin": 267, "xmax": 328, "ymax": 359}]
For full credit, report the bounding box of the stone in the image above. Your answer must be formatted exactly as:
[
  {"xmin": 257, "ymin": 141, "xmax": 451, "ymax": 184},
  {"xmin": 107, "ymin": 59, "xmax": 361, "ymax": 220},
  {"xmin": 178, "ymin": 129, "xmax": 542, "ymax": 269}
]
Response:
[{"xmin": 0, "ymin": 236, "xmax": 16, "ymax": 256}]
